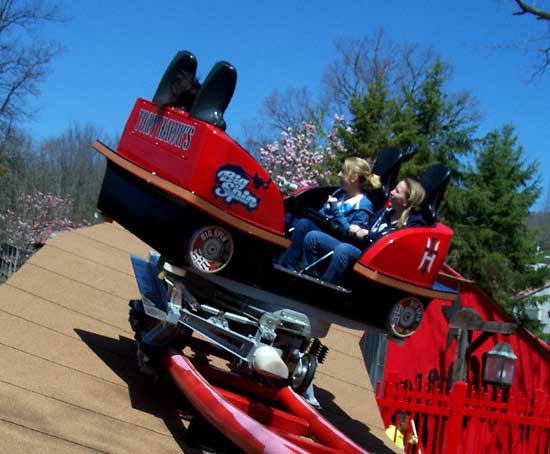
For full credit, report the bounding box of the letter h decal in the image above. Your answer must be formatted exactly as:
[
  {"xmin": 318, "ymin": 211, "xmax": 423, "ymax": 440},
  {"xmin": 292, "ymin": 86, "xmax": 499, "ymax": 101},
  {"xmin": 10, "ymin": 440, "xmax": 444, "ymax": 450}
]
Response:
[{"xmin": 418, "ymin": 237, "xmax": 440, "ymax": 274}]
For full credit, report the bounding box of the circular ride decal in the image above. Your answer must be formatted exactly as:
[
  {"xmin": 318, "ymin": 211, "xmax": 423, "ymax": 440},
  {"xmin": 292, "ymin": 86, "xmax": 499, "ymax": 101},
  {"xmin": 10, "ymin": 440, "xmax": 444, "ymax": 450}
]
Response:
[
  {"xmin": 189, "ymin": 226, "xmax": 234, "ymax": 273},
  {"xmin": 387, "ymin": 296, "xmax": 424, "ymax": 338}
]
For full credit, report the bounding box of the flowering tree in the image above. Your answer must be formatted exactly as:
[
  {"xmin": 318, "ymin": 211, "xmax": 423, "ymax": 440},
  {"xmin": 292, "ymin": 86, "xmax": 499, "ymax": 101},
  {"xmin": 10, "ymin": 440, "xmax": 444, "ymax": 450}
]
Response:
[
  {"xmin": 258, "ymin": 115, "xmax": 350, "ymax": 194},
  {"xmin": 0, "ymin": 191, "xmax": 86, "ymax": 253}
]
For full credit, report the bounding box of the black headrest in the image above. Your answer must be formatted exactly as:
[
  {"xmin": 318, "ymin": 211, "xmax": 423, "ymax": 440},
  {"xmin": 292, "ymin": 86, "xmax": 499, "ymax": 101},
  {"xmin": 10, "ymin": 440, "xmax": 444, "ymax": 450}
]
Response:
[
  {"xmin": 369, "ymin": 146, "xmax": 415, "ymax": 211},
  {"xmin": 419, "ymin": 163, "xmax": 451, "ymax": 224},
  {"xmin": 153, "ymin": 51, "xmax": 199, "ymax": 111},
  {"xmin": 189, "ymin": 61, "xmax": 237, "ymax": 131}
]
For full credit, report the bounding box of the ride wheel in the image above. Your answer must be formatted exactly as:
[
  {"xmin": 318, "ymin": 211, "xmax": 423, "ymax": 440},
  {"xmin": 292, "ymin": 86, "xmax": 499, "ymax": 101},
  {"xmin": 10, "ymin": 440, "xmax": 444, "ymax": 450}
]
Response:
[
  {"xmin": 128, "ymin": 299, "xmax": 192, "ymax": 354},
  {"xmin": 385, "ymin": 295, "xmax": 425, "ymax": 338},
  {"xmin": 289, "ymin": 353, "xmax": 318, "ymax": 394}
]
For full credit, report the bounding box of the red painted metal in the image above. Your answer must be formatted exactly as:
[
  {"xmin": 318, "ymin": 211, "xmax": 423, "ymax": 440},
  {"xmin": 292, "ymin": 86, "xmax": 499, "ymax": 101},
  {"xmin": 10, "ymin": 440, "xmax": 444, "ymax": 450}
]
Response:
[
  {"xmin": 189, "ymin": 357, "xmax": 280, "ymax": 401},
  {"xmin": 114, "ymin": 98, "xmax": 455, "ymax": 300},
  {"xmin": 444, "ymin": 382, "xmax": 467, "ymax": 454},
  {"xmin": 163, "ymin": 347, "xmax": 370, "ymax": 454},
  {"xmin": 383, "ymin": 264, "xmax": 550, "ymax": 406},
  {"xmin": 191, "ymin": 355, "xmax": 369, "ymax": 452},
  {"xmin": 277, "ymin": 387, "xmax": 367, "ymax": 454},
  {"xmin": 376, "ymin": 373, "xmax": 550, "ymax": 454},
  {"xmin": 358, "ymin": 222, "xmax": 453, "ymax": 290},
  {"xmin": 271, "ymin": 428, "xmax": 348, "ymax": 454},
  {"xmin": 117, "ymin": 99, "xmax": 285, "ymax": 235},
  {"xmin": 162, "ymin": 347, "xmax": 309, "ymax": 453},
  {"xmin": 213, "ymin": 386, "xmax": 310, "ymax": 436}
]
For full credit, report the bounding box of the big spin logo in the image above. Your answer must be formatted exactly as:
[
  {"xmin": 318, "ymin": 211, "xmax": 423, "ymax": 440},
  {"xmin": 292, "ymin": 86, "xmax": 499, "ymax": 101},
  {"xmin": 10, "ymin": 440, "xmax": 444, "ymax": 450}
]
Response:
[{"xmin": 213, "ymin": 164, "xmax": 271, "ymax": 211}]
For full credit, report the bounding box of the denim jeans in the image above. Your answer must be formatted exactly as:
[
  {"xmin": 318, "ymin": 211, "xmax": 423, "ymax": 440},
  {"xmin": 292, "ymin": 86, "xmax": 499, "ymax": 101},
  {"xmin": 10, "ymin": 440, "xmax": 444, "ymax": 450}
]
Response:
[
  {"xmin": 303, "ymin": 230, "xmax": 362, "ymax": 285},
  {"xmin": 281, "ymin": 217, "xmax": 320, "ymax": 269}
]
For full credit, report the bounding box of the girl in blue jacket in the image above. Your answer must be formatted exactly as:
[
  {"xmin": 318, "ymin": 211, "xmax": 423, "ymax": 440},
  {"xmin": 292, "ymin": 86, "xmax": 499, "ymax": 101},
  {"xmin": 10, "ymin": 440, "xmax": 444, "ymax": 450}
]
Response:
[
  {"xmin": 281, "ymin": 157, "xmax": 381, "ymax": 270},
  {"xmin": 303, "ymin": 178, "xmax": 426, "ymax": 286}
]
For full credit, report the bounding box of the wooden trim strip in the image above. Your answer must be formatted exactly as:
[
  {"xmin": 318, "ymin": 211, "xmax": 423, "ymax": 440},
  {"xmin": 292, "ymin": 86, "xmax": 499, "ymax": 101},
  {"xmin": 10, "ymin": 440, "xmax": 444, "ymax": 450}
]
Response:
[
  {"xmin": 93, "ymin": 140, "xmax": 290, "ymax": 249},
  {"xmin": 438, "ymin": 271, "xmax": 475, "ymax": 284},
  {"xmin": 353, "ymin": 263, "xmax": 456, "ymax": 301}
]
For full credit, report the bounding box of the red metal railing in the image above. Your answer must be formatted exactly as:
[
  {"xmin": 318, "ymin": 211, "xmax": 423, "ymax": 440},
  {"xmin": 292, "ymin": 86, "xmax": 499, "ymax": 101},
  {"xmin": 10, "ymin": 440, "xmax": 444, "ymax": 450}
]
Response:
[
  {"xmin": 163, "ymin": 347, "xmax": 369, "ymax": 454},
  {"xmin": 376, "ymin": 373, "xmax": 550, "ymax": 454}
]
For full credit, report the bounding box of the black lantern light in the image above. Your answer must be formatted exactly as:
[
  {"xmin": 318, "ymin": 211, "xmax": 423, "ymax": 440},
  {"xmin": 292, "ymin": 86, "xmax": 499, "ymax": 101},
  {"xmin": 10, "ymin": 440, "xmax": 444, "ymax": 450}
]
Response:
[{"xmin": 483, "ymin": 342, "xmax": 517, "ymax": 387}]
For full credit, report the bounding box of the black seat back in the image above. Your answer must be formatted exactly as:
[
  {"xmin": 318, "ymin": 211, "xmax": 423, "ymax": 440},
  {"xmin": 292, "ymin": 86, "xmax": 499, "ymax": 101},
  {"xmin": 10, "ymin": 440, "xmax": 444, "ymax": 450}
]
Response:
[
  {"xmin": 419, "ymin": 163, "xmax": 452, "ymax": 225},
  {"xmin": 369, "ymin": 146, "xmax": 415, "ymax": 211},
  {"xmin": 153, "ymin": 51, "xmax": 199, "ymax": 111},
  {"xmin": 189, "ymin": 61, "xmax": 237, "ymax": 131}
]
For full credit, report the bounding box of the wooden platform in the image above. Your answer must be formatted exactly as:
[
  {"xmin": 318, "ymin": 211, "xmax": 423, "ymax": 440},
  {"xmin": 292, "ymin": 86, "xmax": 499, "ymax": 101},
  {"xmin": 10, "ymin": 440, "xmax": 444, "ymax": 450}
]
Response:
[{"xmin": 0, "ymin": 223, "xmax": 396, "ymax": 453}]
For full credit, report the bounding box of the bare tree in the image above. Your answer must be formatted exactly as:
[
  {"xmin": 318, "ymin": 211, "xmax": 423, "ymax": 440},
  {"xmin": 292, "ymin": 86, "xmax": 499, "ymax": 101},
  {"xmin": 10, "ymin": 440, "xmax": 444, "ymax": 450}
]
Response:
[
  {"xmin": 0, "ymin": 0, "xmax": 63, "ymax": 140},
  {"xmin": 261, "ymin": 87, "xmax": 320, "ymax": 131},
  {"xmin": 242, "ymin": 86, "xmax": 324, "ymax": 156},
  {"xmin": 321, "ymin": 30, "xmax": 440, "ymax": 113},
  {"xmin": 37, "ymin": 124, "xmax": 108, "ymax": 221},
  {"xmin": 243, "ymin": 31, "xmax": 443, "ymax": 153},
  {"xmin": 529, "ymin": 185, "xmax": 550, "ymax": 254},
  {"xmin": 243, "ymin": 30, "xmax": 481, "ymax": 162},
  {"xmin": 508, "ymin": 0, "xmax": 550, "ymax": 77}
]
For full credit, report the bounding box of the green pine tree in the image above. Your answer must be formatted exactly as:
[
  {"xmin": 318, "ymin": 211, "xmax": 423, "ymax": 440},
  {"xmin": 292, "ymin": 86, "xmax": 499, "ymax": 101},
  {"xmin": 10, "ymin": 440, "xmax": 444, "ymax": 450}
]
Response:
[
  {"xmin": 400, "ymin": 60, "xmax": 477, "ymax": 177},
  {"xmin": 444, "ymin": 125, "xmax": 550, "ymax": 336},
  {"xmin": 334, "ymin": 57, "xmax": 549, "ymax": 336},
  {"xmin": 335, "ymin": 59, "xmax": 477, "ymax": 180},
  {"xmin": 335, "ymin": 73, "xmax": 401, "ymax": 163}
]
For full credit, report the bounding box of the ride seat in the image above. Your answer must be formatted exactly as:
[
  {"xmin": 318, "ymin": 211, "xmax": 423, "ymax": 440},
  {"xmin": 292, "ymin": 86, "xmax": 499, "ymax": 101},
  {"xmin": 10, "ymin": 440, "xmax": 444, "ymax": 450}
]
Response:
[
  {"xmin": 189, "ymin": 61, "xmax": 237, "ymax": 131},
  {"xmin": 368, "ymin": 146, "xmax": 415, "ymax": 211},
  {"xmin": 418, "ymin": 163, "xmax": 452, "ymax": 225},
  {"xmin": 290, "ymin": 162, "xmax": 454, "ymax": 293},
  {"xmin": 152, "ymin": 50, "xmax": 200, "ymax": 111}
]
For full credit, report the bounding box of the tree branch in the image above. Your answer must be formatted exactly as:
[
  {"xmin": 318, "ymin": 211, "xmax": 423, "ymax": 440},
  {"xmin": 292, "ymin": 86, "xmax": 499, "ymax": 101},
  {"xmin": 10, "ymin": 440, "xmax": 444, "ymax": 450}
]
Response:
[
  {"xmin": 513, "ymin": 0, "xmax": 550, "ymax": 20},
  {"xmin": 0, "ymin": 1, "xmax": 62, "ymax": 129}
]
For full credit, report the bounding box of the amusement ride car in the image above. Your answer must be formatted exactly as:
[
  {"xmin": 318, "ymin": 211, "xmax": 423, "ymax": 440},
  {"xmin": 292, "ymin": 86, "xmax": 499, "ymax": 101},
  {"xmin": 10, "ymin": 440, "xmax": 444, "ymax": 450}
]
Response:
[{"xmin": 93, "ymin": 50, "xmax": 457, "ymax": 396}]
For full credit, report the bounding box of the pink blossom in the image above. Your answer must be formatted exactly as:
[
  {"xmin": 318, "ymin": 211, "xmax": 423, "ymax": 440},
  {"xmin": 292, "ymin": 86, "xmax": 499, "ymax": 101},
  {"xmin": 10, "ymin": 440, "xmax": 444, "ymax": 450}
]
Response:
[
  {"xmin": 1, "ymin": 192, "xmax": 87, "ymax": 252},
  {"xmin": 259, "ymin": 118, "xmax": 348, "ymax": 194}
]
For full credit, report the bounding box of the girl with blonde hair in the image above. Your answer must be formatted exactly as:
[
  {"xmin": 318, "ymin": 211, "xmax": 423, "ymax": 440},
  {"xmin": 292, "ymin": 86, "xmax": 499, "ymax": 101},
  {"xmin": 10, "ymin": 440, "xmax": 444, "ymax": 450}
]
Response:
[
  {"xmin": 342, "ymin": 156, "xmax": 381, "ymax": 193},
  {"xmin": 282, "ymin": 156, "xmax": 381, "ymax": 271},
  {"xmin": 302, "ymin": 178, "xmax": 426, "ymax": 286}
]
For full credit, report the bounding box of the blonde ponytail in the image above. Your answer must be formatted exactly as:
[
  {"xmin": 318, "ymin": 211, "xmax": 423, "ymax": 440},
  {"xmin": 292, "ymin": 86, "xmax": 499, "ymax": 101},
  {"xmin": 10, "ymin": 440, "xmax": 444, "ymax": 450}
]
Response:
[
  {"xmin": 342, "ymin": 157, "xmax": 382, "ymax": 192},
  {"xmin": 366, "ymin": 173, "xmax": 381, "ymax": 191}
]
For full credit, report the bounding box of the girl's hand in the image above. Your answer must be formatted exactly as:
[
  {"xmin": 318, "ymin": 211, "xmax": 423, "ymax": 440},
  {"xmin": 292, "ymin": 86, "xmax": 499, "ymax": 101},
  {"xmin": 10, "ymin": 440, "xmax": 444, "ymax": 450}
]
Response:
[
  {"xmin": 356, "ymin": 228, "xmax": 369, "ymax": 239},
  {"xmin": 348, "ymin": 224, "xmax": 361, "ymax": 234},
  {"xmin": 327, "ymin": 196, "xmax": 338, "ymax": 204}
]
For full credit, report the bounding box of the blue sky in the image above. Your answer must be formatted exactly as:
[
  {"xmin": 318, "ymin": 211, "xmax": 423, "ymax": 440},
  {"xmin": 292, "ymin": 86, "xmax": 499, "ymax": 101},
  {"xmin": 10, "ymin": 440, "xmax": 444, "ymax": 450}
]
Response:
[{"xmin": 26, "ymin": 0, "xmax": 550, "ymax": 209}]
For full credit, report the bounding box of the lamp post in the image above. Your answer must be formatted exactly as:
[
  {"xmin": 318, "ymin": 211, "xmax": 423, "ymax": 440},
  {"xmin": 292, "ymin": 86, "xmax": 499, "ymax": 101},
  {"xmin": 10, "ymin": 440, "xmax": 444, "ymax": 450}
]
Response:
[
  {"xmin": 448, "ymin": 307, "xmax": 518, "ymax": 387},
  {"xmin": 483, "ymin": 342, "xmax": 517, "ymax": 387}
]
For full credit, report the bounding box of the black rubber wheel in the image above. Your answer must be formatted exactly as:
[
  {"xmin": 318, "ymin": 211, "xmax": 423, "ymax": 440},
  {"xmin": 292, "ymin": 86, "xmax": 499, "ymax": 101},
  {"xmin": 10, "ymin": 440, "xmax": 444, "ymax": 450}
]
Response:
[
  {"xmin": 290, "ymin": 353, "xmax": 318, "ymax": 394},
  {"xmin": 128, "ymin": 300, "xmax": 149, "ymax": 333},
  {"xmin": 128, "ymin": 299, "xmax": 192, "ymax": 351}
]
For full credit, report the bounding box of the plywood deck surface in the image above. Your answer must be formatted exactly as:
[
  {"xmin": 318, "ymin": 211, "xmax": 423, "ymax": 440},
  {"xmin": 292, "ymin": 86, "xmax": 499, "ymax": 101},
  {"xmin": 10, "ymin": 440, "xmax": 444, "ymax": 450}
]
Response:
[{"xmin": 0, "ymin": 223, "xmax": 396, "ymax": 453}]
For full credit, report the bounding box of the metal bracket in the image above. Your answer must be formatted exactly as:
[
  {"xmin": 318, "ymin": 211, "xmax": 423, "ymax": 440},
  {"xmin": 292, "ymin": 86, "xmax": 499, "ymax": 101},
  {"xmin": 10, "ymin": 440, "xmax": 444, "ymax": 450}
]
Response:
[{"xmin": 179, "ymin": 308, "xmax": 256, "ymax": 361}]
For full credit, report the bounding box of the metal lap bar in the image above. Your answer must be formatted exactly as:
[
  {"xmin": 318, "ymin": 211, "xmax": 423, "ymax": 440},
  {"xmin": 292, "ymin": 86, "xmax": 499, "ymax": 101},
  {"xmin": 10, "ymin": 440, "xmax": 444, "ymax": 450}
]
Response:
[
  {"xmin": 179, "ymin": 308, "xmax": 255, "ymax": 360},
  {"xmin": 299, "ymin": 251, "xmax": 334, "ymax": 274}
]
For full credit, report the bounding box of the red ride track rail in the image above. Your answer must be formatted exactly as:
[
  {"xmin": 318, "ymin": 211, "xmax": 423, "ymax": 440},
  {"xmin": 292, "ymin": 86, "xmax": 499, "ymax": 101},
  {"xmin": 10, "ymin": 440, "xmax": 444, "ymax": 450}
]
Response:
[{"xmin": 162, "ymin": 347, "xmax": 369, "ymax": 454}]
